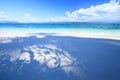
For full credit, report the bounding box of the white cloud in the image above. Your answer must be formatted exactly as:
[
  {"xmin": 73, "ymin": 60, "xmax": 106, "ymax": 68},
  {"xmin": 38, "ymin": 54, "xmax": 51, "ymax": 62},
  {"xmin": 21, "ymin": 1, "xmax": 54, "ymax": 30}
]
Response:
[
  {"xmin": 21, "ymin": 13, "xmax": 41, "ymax": 22},
  {"xmin": 65, "ymin": 0, "xmax": 120, "ymax": 22},
  {"xmin": 0, "ymin": 12, "xmax": 10, "ymax": 20},
  {"xmin": 21, "ymin": 13, "xmax": 56, "ymax": 22},
  {"xmin": 0, "ymin": 0, "xmax": 120, "ymax": 22}
]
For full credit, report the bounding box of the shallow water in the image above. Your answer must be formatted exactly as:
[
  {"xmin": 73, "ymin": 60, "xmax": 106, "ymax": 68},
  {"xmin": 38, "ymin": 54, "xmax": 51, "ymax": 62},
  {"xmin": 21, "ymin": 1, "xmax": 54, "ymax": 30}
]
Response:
[{"xmin": 0, "ymin": 22, "xmax": 120, "ymax": 34}]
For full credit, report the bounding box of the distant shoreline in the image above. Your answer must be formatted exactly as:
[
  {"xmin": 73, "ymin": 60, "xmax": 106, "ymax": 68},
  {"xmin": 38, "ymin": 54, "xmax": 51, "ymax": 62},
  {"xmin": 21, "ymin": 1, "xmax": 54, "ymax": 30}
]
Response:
[{"xmin": 0, "ymin": 21, "xmax": 120, "ymax": 24}]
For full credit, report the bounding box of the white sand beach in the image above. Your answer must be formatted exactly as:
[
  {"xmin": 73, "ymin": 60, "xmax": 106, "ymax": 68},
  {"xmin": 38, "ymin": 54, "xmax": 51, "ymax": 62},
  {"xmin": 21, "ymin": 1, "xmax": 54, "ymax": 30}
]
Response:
[{"xmin": 0, "ymin": 28, "xmax": 120, "ymax": 40}]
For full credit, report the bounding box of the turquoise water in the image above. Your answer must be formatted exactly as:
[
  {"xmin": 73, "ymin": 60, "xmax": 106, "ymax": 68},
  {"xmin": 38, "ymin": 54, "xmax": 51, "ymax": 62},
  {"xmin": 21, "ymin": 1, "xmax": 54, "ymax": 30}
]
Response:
[
  {"xmin": 0, "ymin": 22, "xmax": 120, "ymax": 34},
  {"xmin": 0, "ymin": 22, "xmax": 120, "ymax": 29}
]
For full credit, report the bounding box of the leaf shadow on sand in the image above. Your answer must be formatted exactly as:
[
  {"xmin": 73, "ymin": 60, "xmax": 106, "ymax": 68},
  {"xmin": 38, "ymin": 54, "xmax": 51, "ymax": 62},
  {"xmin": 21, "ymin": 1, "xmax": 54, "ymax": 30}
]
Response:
[{"xmin": 0, "ymin": 33, "xmax": 120, "ymax": 80}]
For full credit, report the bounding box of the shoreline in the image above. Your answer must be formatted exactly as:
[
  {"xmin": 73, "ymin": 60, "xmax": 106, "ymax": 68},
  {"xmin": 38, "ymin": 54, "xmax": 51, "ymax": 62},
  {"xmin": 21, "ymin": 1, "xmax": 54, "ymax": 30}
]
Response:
[{"xmin": 0, "ymin": 28, "xmax": 120, "ymax": 40}]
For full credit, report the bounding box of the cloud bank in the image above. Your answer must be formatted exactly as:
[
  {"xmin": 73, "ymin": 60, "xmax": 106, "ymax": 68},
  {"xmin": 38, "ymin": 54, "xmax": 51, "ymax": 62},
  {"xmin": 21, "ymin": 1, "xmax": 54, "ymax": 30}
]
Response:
[
  {"xmin": 0, "ymin": 0, "xmax": 120, "ymax": 22},
  {"xmin": 65, "ymin": 0, "xmax": 120, "ymax": 22}
]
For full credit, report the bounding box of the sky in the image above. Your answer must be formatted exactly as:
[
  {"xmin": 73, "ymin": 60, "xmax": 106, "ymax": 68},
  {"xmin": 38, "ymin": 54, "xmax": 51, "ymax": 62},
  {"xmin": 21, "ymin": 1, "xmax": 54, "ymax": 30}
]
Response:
[{"xmin": 0, "ymin": 0, "xmax": 120, "ymax": 22}]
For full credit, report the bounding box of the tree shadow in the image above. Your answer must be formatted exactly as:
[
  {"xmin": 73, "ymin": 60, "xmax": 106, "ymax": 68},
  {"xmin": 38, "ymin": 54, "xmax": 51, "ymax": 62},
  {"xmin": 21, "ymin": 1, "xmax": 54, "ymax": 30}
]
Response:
[{"xmin": 0, "ymin": 33, "xmax": 120, "ymax": 80}]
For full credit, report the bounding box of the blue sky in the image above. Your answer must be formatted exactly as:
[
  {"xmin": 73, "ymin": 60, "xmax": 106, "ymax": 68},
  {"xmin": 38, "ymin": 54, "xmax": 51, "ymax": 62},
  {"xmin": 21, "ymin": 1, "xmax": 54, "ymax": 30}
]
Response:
[{"xmin": 0, "ymin": 0, "xmax": 120, "ymax": 22}]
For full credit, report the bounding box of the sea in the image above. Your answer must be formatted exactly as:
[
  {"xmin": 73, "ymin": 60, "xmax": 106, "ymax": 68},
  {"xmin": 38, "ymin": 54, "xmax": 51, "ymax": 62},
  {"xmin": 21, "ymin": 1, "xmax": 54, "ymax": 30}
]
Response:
[{"xmin": 0, "ymin": 22, "xmax": 120, "ymax": 31}]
